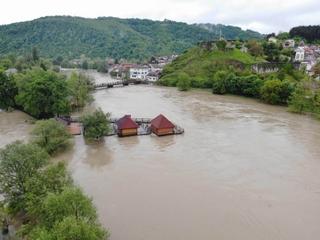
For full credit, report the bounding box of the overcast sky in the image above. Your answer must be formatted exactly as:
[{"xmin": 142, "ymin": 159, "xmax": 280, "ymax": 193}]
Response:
[{"xmin": 1, "ymin": 0, "xmax": 319, "ymax": 33}]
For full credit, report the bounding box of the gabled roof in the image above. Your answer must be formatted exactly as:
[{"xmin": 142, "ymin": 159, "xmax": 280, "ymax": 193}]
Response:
[
  {"xmin": 151, "ymin": 114, "xmax": 175, "ymax": 129},
  {"xmin": 116, "ymin": 115, "xmax": 139, "ymax": 130}
]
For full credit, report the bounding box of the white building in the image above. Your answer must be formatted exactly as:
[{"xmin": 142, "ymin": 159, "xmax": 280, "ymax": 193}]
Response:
[
  {"xmin": 268, "ymin": 37, "xmax": 278, "ymax": 43},
  {"xmin": 146, "ymin": 72, "xmax": 160, "ymax": 82},
  {"xmin": 283, "ymin": 39, "xmax": 295, "ymax": 48},
  {"xmin": 129, "ymin": 67, "xmax": 150, "ymax": 80},
  {"xmin": 295, "ymin": 47, "xmax": 305, "ymax": 62}
]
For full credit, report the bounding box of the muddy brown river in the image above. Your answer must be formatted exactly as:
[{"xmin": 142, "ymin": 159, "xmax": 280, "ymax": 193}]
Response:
[{"xmin": 1, "ymin": 71, "xmax": 320, "ymax": 240}]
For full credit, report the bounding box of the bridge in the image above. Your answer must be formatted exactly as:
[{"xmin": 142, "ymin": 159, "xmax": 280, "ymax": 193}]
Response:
[{"xmin": 94, "ymin": 79, "xmax": 148, "ymax": 90}]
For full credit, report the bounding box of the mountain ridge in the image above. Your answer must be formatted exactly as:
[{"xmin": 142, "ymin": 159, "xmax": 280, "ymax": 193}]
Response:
[{"xmin": 0, "ymin": 16, "xmax": 263, "ymax": 60}]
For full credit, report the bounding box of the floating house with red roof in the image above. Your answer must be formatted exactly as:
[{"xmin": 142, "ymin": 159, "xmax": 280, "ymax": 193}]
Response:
[
  {"xmin": 151, "ymin": 114, "xmax": 175, "ymax": 136},
  {"xmin": 116, "ymin": 115, "xmax": 139, "ymax": 137}
]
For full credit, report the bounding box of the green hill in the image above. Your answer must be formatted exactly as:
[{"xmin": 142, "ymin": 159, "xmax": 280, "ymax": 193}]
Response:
[
  {"xmin": 0, "ymin": 16, "xmax": 262, "ymax": 60},
  {"xmin": 160, "ymin": 44, "xmax": 264, "ymax": 88},
  {"xmin": 196, "ymin": 23, "xmax": 263, "ymax": 40}
]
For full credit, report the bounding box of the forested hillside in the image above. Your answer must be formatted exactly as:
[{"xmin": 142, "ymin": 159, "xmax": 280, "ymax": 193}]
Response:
[
  {"xmin": 196, "ymin": 23, "xmax": 262, "ymax": 40},
  {"xmin": 0, "ymin": 16, "xmax": 262, "ymax": 60},
  {"xmin": 289, "ymin": 25, "xmax": 320, "ymax": 42}
]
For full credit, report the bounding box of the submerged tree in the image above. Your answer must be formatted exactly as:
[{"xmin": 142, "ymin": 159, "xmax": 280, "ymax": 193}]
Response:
[
  {"xmin": 67, "ymin": 72, "xmax": 93, "ymax": 109},
  {"xmin": 31, "ymin": 119, "xmax": 71, "ymax": 155},
  {"xmin": 81, "ymin": 109, "xmax": 110, "ymax": 140}
]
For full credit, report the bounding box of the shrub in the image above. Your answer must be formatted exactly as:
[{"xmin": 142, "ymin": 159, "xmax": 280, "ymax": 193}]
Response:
[
  {"xmin": 176, "ymin": 72, "xmax": 191, "ymax": 91},
  {"xmin": 237, "ymin": 75, "xmax": 263, "ymax": 97},
  {"xmin": 260, "ymin": 79, "xmax": 294, "ymax": 105},
  {"xmin": 212, "ymin": 71, "xmax": 228, "ymax": 94},
  {"xmin": 260, "ymin": 80, "xmax": 283, "ymax": 104}
]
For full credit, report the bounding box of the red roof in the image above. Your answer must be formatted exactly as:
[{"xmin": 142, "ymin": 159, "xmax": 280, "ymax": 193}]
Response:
[
  {"xmin": 151, "ymin": 114, "xmax": 175, "ymax": 129},
  {"xmin": 116, "ymin": 115, "xmax": 139, "ymax": 130}
]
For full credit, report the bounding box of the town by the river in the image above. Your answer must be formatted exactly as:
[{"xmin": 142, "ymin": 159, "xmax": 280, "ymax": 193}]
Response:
[{"xmin": 1, "ymin": 70, "xmax": 320, "ymax": 240}]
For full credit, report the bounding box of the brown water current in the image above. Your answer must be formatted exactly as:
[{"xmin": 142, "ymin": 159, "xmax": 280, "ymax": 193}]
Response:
[{"xmin": 1, "ymin": 71, "xmax": 320, "ymax": 240}]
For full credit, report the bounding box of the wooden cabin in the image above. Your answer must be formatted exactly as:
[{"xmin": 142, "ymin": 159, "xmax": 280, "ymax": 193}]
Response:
[
  {"xmin": 151, "ymin": 114, "xmax": 175, "ymax": 136},
  {"xmin": 116, "ymin": 115, "xmax": 139, "ymax": 137}
]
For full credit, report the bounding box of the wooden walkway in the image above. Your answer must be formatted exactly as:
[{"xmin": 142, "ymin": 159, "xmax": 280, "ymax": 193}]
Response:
[
  {"xmin": 67, "ymin": 122, "xmax": 82, "ymax": 135},
  {"xmin": 56, "ymin": 116, "xmax": 184, "ymax": 137}
]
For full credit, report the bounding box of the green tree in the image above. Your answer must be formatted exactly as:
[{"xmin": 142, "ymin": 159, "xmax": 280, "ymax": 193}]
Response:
[
  {"xmin": 247, "ymin": 40, "xmax": 263, "ymax": 57},
  {"xmin": 238, "ymin": 75, "xmax": 263, "ymax": 97},
  {"xmin": 277, "ymin": 32, "xmax": 290, "ymax": 40},
  {"xmin": 0, "ymin": 142, "xmax": 49, "ymax": 212},
  {"xmin": 15, "ymin": 68, "xmax": 70, "ymax": 118},
  {"xmin": 67, "ymin": 72, "xmax": 93, "ymax": 109},
  {"xmin": 260, "ymin": 79, "xmax": 293, "ymax": 105},
  {"xmin": 260, "ymin": 80, "xmax": 282, "ymax": 104},
  {"xmin": 29, "ymin": 217, "xmax": 107, "ymax": 240},
  {"xmin": 39, "ymin": 187, "xmax": 98, "ymax": 228},
  {"xmin": 289, "ymin": 84, "xmax": 315, "ymax": 113},
  {"xmin": 31, "ymin": 119, "xmax": 71, "ymax": 155},
  {"xmin": 262, "ymin": 42, "xmax": 280, "ymax": 62},
  {"xmin": 81, "ymin": 109, "xmax": 110, "ymax": 140},
  {"xmin": 216, "ymin": 40, "xmax": 227, "ymax": 51},
  {"xmin": 212, "ymin": 71, "xmax": 228, "ymax": 94},
  {"xmin": 32, "ymin": 47, "xmax": 40, "ymax": 62},
  {"xmin": 0, "ymin": 71, "xmax": 18, "ymax": 110},
  {"xmin": 82, "ymin": 60, "xmax": 89, "ymax": 70},
  {"xmin": 25, "ymin": 162, "xmax": 72, "ymax": 218},
  {"xmin": 50, "ymin": 217, "xmax": 107, "ymax": 240},
  {"xmin": 176, "ymin": 72, "xmax": 191, "ymax": 91},
  {"xmin": 0, "ymin": 58, "xmax": 13, "ymax": 70}
]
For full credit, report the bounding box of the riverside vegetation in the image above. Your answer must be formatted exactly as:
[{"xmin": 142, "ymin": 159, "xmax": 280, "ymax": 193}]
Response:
[
  {"xmin": 0, "ymin": 51, "xmax": 109, "ymax": 238},
  {"xmin": 0, "ymin": 50, "xmax": 94, "ymax": 118},
  {"xmin": 160, "ymin": 39, "xmax": 320, "ymax": 118},
  {"xmin": 0, "ymin": 120, "xmax": 108, "ymax": 239}
]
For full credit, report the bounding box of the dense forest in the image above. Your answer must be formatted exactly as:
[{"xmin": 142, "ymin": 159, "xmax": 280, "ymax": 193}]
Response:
[
  {"xmin": 0, "ymin": 16, "xmax": 262, "ymax": 60},
  {"xmin": 196, "ymin": 23, "xmax": 262, "ymax": 40},
  {"xmin": 289, "ymin": 25, "xmax": 320, "ymax": 42}
]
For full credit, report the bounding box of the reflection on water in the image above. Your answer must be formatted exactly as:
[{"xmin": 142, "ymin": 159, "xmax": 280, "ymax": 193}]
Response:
[{"xmin": 1, "ymin": 71, "xmax": 320, "ymax": 240}]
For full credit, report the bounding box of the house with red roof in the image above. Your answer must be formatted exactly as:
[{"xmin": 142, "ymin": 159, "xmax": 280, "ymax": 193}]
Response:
[
  {"xmin": 151, "ymin": 114, "xmax": 175, "ymax": 136},
  {"xmin": 116, "ymin": 115, "xmax": 139, "ymax": 137}
]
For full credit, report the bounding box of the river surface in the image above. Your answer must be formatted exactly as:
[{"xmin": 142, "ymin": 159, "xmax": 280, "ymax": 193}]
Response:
[{"xmin": 1, "ymin": 71, "xmax": 320, "ymax": 240}]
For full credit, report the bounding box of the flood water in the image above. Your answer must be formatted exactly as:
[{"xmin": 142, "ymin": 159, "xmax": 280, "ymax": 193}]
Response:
[{"xmin": 1, "ymin": 71, "xmax": 320, "ymax": 240}]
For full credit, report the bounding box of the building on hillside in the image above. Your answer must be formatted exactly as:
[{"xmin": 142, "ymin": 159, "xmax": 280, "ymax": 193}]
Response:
[
  {"xmin": 295, "ymin": 47, "xmax": 305, "ymax": 62},
  {"xmin": 129, "ymin": 66, "xmax": 150, "ymax": 80},
  {"xmin": 4, "ymin": 68, "xmax": 17, "ymax": 75},
  {"xmin": 268, "ymin": 37, "xmax": 278, "ymax": 43},
  {"xmin": 151, "ymin": 114, "xmax": 175, "ymax": 136},
  {"xmin": 240, "ymin": 45, "xmax": 248, "ymax": 53},
  {"xmin": 283, "ymin": 39, "xmax": 295, "ymax": 48},
  {"xmin": 146, "ymin": 71, "xmax": 160, "ymax": 82},
  {"xmin": 116, "ymin": 115, "xmax": 139, "ymax": 137}
]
